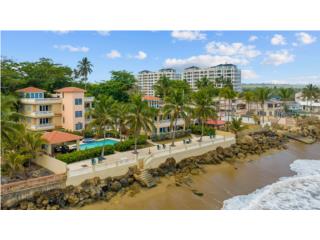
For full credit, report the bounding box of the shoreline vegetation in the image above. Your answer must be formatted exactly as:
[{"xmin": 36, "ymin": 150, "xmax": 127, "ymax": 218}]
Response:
[{"xmin": 3, "ymin": 129, "xmax": 304, "ymax": 210}]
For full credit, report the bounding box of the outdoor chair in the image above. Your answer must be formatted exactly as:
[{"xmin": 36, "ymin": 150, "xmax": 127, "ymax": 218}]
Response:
[
  {"xmin": 157, "ymin": 145, "xmax": 160, "ymax": 150},
  {"xmin": 91, "ymin": 158, "xmax": 96, "ymax": 165},
  {"xmin": 162, "ymin": 144, "xmax": 166, "ymax": 149}
]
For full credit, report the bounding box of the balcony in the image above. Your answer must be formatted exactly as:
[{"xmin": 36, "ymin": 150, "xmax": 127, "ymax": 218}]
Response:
[
  {"xmin": 84, "ymin": 97, "xmax": 94, "ymax": 102},
  {"xmin": 28, "ymin": 111, "xmax": 54, "ymax": 118},
  {"xmin": 29, "ymin": 124, "xmax": 54, "ymax": 131},
  {"xmin": 158, "ymin": 118, "xmax": 185, "ymax": 128},
  {"xmin": 20, "ymin": 98, "xmax": 61, "ymax": 105}
]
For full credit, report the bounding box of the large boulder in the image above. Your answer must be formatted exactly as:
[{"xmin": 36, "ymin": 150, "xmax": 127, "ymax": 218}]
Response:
[
  {"xmin": 238, "ymin": 135, "xmax": 254, "ymax": 145},
  {"xmin": 110, "ymin": 181, "xmax": 122, "ymax": 192}
]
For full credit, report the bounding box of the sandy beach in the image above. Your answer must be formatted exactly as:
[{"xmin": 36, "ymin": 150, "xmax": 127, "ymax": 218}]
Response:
[{"xmin": 79, "ymin": 141, "xmax": 320, "ymax": 210}]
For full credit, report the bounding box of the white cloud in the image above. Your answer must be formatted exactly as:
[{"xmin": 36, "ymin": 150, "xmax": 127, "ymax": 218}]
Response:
[
  {"xmin": 134, "ymin": 51, "xmax": 147, "ymax": 60},
  {"xmin": 248, "ymin": 35, "xmax": 258, "ymax": 42},
  {"xmin": 53, "ymin": 44, "xmax": 89, "ymax": 53},
  {"xmin": 171, "ymin": 31, "xmax": 206, "ymax": 41},
  {"xmin": 97, "ymin": 31, "xmax": 110, "ymax": 36},
  {"xmin": 271, "ymin": 34, "xmax": 286, "ymax": 45},
  {"xmin": 106, "ymin": 50, "xmax": 121, "ymax": 59},
  {"xmin": 205, "ymin": 41, "xmax": 261, "ymax": 58},
  {"xmin": 295, "ymin": 32, "xmax": 317, "ymax": 45},
  {"xmin": 164, "ymin": 54, "xmax": 249, "ymax": 69},
  {"xmin": 292, "ymin": 42, "xmax": 298, "ymax": 47},
  {"xmin": 51, "ymin": 31, "xmax": 70, "ymax": 35},
  {"xmin": 262, "ymin": 50, "xmax": 295, "ymax": 66},
  {"xmin": 242, "ymin": 70, "xmax": 259, "ymax": 79}
]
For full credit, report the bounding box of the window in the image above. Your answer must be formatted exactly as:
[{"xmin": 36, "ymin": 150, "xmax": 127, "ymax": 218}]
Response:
[
  {"xmin": 39, "ymin": 118, "xmax": 49, "ymax": 125},
  {"xmin": 39, "ymin": 105, "xmax": 49, "ymax": 111},
  {"xmin": 63, "ymin": 117, "xmax": 65, "ymax": 123},
  {"xmin": 75, "ymin": 98, "xmax": 83, "ymax": 105},
  {"xmin": 31, "ymin": 93, "xmax": 35, "ymax": 98},
  {"xmin": 62, "ymin": 104, "xmax": 64, "ymax": 111},
  {"xmin": 75, "ymin": 111, "xmax": 83, "ymax": 118},
  {"xmin": 75, "ymin": 122, "xmax": 83, "ymax": 130}
]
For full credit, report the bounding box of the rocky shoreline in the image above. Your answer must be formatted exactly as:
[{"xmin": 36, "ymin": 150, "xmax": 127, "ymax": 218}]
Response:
[{"xmin": 2, "ymin": 130, "xmax": 290, "ymax": 210}]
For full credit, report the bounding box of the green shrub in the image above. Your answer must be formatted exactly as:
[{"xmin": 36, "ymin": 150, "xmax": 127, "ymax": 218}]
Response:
[
  {"xmin": 56, "ymin": 145, "xmax": 114, "ymax": 164},
  {"xmin": 114, "ymin": 135, "xmax": 148, "ymax": 152},
  {"xmin": 190, "ymin": 125, "xmax": 215, "ymax": 136}
]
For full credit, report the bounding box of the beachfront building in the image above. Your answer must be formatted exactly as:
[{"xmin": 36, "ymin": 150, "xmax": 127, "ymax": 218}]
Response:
[
  {"xmin": 16, "ymin": 86, "xmax": 94, "ymax": 132},
  {"xmin": 295, "ymin": 92, "xmax": 320, "ymax": 114},
  {"xmin": 183, "ymin": 64, "xmax": 242, "ymax": 92},
  {"xmin": 137, "ymin": 68, "xmax": 181, "ymax": 96},
  {"xmin": 143, "ymin": 95, "xmax": 185, "ymax": 135}
]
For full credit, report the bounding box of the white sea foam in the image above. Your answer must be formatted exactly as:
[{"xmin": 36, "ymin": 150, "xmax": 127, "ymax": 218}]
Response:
[{"xmin": 222, "ymin": 160, "xmax": 320, "ymax": 210}]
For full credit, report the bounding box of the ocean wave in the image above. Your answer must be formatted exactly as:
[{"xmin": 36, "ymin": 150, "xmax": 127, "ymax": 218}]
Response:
[{"xmin": 222, "ymin": 160, "xmax": 320, "ymax": 210}]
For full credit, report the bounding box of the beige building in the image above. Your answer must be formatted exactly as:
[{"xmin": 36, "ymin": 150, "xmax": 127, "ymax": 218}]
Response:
[{"xmin": 17, "ymin": 86, "xmax": 94, "ymax": 132}]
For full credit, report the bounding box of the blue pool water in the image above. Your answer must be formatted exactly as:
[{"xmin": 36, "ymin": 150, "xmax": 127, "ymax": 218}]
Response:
[{"xmin": 80, "ymin": 139, "xmax": 119, "ymax": 150}]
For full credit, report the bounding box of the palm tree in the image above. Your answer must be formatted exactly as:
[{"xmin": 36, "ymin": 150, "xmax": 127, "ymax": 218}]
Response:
[
  {"xmin": 219, "ymin": 87, "xmax": 237, "ymax": 122},
  {"xmin": 90, "ymin": 96, "xmax": 115, "ymax": 156},
  {"xmin": 126, "ymin": 93, "xmax": 155, "ymax": 154},
  {"xmin": 302, "ymin": 84, "xmax": 320, "ymax": 113},
  {"xmin": 196, "ymin": 76, "xmax": 212, "ymax": 89},
  {"xmin": 77, "ymin": 57, "xmax": 93, "ymax": 90},
  {"xmin": 229, "ymin": 117, "xmax": 247, "ymax": 135},
  {"xmin": 192, "ymin": 89, "xmax": 217, "ymax": 141},
  {"xmin": 1, "ymin": 95, "xmax": 23, "ymax": 142},
  {"xmin": 254, "ymin": 87, "xmax": 272, "ymax": 123},
  {"xmin": 242, "ymin": 91, "xmax": 255, "ymax": 120},
  {"xmin": 112, "ymin": 102, "xmax": 129, "ymax": 141},
  {"xmin": 153, "ymin": 75, "xmax": 171, "ymax": 99},
  {"xmin": 278, "ymin": 88, "xmax": 294, "ymax": 113},
  {"xmin": 162, "ymin": 88, "xmax": 191, "ymax": 147},
  {"xmin": 3, "ymin": 152, "xmax": 29, "ymax": 178},
  {"xmin": 23, "ymin": 130, "xmax": 47, "ymax": 168}
]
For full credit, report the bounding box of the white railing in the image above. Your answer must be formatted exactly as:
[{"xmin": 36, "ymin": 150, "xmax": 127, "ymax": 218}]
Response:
[
  {"xmin": 84, "ymin": 97, "xmax": 94, "ymax": 102},
  {"xmin": 20, "ymin": 98, "xmax": 61, "ymax": 104},
  {"xmin": 68, "ymin": 157, "xmax": 136, "ymax": 177},
  {"xmin": 143, "ymin": 135, "xmax": 234, "ymax": 167},
  {"xmin": 29, "ymin": 111, "xmax": 54, "ymax": 117},
  {"xmin": 29, "ymin": 124, "xmax": 54, "ymax": 130}
]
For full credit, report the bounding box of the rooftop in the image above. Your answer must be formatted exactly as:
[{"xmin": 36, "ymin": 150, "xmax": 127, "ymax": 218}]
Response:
[
  {"xmin": 16, "ymin": 87, "xmax": 46, "ymax": 93},
  {"xmin": 143, "ymin": 95, "xmax": 161, "ymax": 101},
  {"xmin": 55, "ymin": 87, "xmax": 86, "ymax": 93},
  {"xmin": 206, "ymin": 119, "xmax": 225, "ymax": 125},
  {"xmin": 42, "ymin": 131, "xmax": 83, "ymax": 144}
]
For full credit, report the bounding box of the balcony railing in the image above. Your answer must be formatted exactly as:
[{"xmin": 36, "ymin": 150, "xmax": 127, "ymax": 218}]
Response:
[
  {"xmin": 84, "ymin": 97, "xmax": 94, "ymax": 102},
  {"xmin": 29, "ymin": 124, "xmax": 54, "ymax": 131},
  {"xmin": 28, "ymin": 111, "xmax": 54, "ymax": 117},
  {"xmin": 20, "ymin": 98, "xmax": 61, "ymax": 104}
]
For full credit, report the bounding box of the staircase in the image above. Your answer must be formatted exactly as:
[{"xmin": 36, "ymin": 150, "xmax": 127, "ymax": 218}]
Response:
[{"xmin": 134, "ymin": 169, "xmax": 156, "ymax": 188}]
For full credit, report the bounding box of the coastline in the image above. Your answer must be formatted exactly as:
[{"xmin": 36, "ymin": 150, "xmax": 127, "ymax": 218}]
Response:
[{"xmin": 79, "ymin": 141, "xmax": 320, "ymax": 210}]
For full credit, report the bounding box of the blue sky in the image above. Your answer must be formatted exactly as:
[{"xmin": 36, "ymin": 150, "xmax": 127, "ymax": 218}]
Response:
[{"xmin": 1, "ymin": 31, "xmax": 320, "ymax": 84}]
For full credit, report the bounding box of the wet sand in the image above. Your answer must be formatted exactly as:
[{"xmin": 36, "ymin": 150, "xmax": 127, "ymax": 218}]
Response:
[{"xmin": 79, "ymin": 141, "xmax": 320, "ymax": 210}]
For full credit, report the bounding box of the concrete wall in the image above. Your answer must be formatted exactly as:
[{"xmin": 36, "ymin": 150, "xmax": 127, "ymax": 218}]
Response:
[
  {"xmin": 66, "ymin": 162, "xmax": 136, "ymax": 186},
  {"xmin": 144, "ymin": 138, "xmax": 236, "ymax": 169},
  {"xmin": 34, "ymin": 154, "xmax": 67, "ymax": 174}
]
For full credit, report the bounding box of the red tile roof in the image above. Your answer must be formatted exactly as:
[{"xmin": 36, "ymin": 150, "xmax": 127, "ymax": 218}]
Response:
[
  {"xmin": 206, "ymin": 119, "xmax": 225, "ymax": 125},
  {"xmin": 42, "ymin": 131, "xmax": 83, "ymax": 144},
  {"xmin": 143, "ymin": 95, "xmax": 161, "ymax": 101},
  {"xmin": 16, "ymin": 87, "xmax": 46, "ymax": 93},
  {"xmin": 55, "ymin": 87, "xmax": 86, "ymax": 93}
]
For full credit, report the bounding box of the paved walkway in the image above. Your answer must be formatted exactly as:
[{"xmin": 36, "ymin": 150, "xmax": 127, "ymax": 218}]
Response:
[{"xmin": 67, "ymin": 133, "xmax": 234, "ymax": 177}]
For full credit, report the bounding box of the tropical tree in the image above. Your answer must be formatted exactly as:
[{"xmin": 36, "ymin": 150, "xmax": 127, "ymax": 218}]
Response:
[
  {"xmin": 302, "ymin": 84, "xmax": 320, "ymax": 112},
  {"xmin": 229, "ymin": 117, "xmax": 247, "ymax": 135},
  {"xmin": 242, "ymin": 91, "xmax": 255, "ymax": 120},
  {"xmin": 162, "ymin": 86, "xmax": 191, "ymax": 147},
  {"xmin": 1, "ymin": 95, "xmax": 23, "ymax": 142},
  {"xmin": 219, "ymin": 87, "xmax": 237, "ymax": 122},
  {"xmin": 112, "ymin": 102, "xmax": 129, "ymax": 141},
  {"xmin": 192, "ymin": 88, "xmax": 217, "ymax": 141},
  {"xmin": 77, "ymin": 57, "xmax": 93, "ymax": 90},
  {"xmin": 126, "ymin": 93, "xmax": 155, "ymax": 153},
  {"xmin": 90, "ymin": 96, "xmax": 115, "ymax": 156},
  {"xmin": 254, "ymin": 87, "xmax": 272, "ymax": 123},
  {"xmin": 278, "ymin": 88, "xmax": 294, "ymax": 113},
  {"xmin": 153, "ymin": 75, "xmax": 171, "ymax": 99},
  {"xmin": 23, "ymin": 130, "xmax": 47, "ymax": 168},
  {"xmin": 3, "ymin": 152, "xmax": 29, "ymax": 178}
]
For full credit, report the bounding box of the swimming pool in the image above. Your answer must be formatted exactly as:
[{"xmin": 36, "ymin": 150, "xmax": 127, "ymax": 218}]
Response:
[{"xmin": 80, "ymin": 139, "xmax": 119, "ymax": 150}]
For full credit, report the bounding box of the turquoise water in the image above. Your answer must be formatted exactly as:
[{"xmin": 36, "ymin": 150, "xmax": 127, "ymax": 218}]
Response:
[{"xmin": 80, "ymin": 139, "xmax": 118, "ymax": 150}]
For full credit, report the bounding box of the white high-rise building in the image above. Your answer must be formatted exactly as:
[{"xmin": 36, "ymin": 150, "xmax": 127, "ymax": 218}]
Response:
[
  {"xmin": 183, "ymin": 64, "xmax": 242, "ymax": 92},
  {"xmin": 137, "ymin": 68, "xmax": 181, "ymax": 96}
]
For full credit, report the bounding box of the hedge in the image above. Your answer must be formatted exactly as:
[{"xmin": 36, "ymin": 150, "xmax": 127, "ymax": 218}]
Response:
[
  {"xmin": 56, "ymin": 145, "xmax": 114, "ymax": 164},
  {"xmin": 151, "ymin": 129, "xmax": 191, "ymax": 142},
  {"xmin": 114, "ymin": 135, "xmax": 148, "ymax": 152},
  {"xmin": 190, "ymin": 125, "xmax": 216, "ymax": 136}
]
